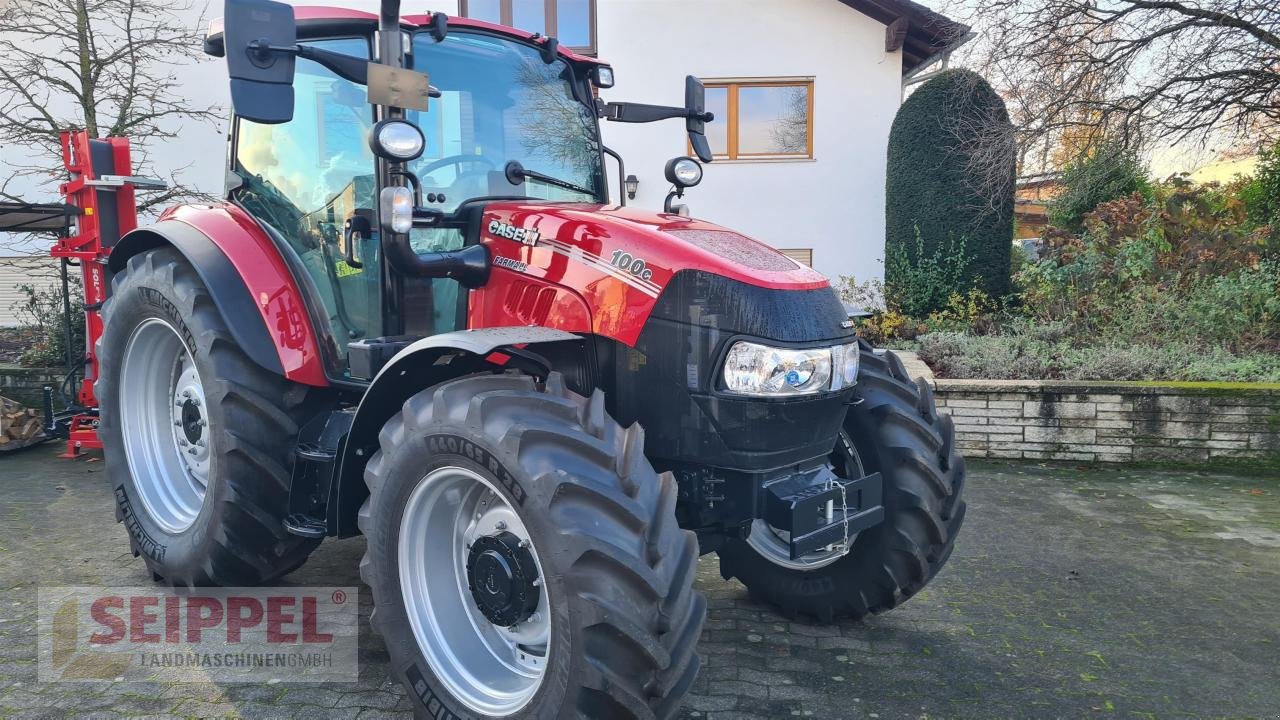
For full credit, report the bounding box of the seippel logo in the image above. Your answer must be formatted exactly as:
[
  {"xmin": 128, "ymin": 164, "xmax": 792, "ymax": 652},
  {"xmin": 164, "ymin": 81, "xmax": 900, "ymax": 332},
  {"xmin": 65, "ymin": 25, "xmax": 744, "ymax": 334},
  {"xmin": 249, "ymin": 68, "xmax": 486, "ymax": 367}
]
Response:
[{"xmin": 38, "ymin": 587, "xmax": 359, "ymax": 683}]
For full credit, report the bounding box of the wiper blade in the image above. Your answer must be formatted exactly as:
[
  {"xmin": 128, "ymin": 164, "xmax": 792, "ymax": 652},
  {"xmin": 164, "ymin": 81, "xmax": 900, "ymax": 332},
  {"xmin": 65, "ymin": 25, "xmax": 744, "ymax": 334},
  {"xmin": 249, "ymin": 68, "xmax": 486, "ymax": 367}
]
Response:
[{"xmin": 504, "ymin": 161, "xmax": 595, "ymax": 198}]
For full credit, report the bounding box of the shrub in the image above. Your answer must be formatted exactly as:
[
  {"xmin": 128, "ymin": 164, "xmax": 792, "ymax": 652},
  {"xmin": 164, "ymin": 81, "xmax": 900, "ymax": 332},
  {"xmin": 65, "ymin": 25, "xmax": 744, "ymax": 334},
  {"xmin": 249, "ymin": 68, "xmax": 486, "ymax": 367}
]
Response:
[
  {"xmin": 11, "ymin": 279, "xmax": 84, "ymax": 369},
  {"xmin": 885, "ymin": 69, "xmax": 1016, "ymax": 309},
  {"xmin": 1241, "ymin": 141, "xmax": 1280, "ymax": 248},
  {"xmin": 917, "ymin": 325, "xmax": 1280, "ymax": 382},
  {"xmin": 1047, "ymin": 141, "xmax": 1151, "ymax": 232},
  {"xmin": 884, "ymin": 225, "xmax": 975, "ymax": 320}
]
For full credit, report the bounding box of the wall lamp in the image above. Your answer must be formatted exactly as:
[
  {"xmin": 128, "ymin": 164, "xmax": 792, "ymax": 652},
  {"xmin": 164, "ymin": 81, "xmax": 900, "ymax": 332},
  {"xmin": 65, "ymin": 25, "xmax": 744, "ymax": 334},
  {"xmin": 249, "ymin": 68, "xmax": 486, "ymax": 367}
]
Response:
[{"xmin": 624, "ymin": 174, "xmax": 640, "ymax": 200}]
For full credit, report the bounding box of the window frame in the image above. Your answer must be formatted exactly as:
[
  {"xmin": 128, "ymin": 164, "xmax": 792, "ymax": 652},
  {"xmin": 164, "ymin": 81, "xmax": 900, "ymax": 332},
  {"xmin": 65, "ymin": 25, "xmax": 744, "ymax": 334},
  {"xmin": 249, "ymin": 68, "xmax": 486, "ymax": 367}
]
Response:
[
  {"xmin": 459, "ymin": 0, "xmax": 597, "ymax": 55},
  {"xmin": 696, "ymin": 77, "xmax": 816, "ymax": 161}
]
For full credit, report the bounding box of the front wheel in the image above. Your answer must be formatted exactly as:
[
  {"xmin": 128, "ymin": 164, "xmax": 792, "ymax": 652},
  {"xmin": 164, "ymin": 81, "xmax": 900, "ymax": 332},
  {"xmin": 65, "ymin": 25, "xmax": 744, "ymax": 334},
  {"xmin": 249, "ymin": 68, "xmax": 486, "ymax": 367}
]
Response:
[
  {"xmin": 97, "ymin": 247, "xmax": 324, "ymax": 586},
  {"xmin": 359, "ymin": 372, "xmax": 705, "ymax": 718},
  {"xmin": 717, "ymin": 346, "xmax": 966, "ymax": 622}
]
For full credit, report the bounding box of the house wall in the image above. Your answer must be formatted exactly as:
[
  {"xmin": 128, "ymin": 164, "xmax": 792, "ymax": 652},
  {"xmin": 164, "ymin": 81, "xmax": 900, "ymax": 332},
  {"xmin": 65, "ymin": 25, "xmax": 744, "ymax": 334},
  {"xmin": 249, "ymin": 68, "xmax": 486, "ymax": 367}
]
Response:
[
  {"xmin": 431, "ymin": 0, "xmax": 903, "ymax": 282},
  {"xmin": 596, "ymin": 0, "xmax": 901, "ymax": 282},
  {"xmin": 0, "ymin": 257, "xmax": 60, "ymax": 328}
]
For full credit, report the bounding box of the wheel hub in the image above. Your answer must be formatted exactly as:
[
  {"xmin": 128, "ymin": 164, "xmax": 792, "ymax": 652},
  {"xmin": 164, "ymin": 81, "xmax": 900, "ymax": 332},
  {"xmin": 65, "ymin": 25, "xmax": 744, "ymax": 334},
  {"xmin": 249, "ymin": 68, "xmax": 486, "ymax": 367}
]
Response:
[
  {"xmin": 179, "ymin": 399, "xmax": 203, "ymax": 444},
  {"xmin": 466, "ymin": 532, "xmax": 540, "ymax": 627}
]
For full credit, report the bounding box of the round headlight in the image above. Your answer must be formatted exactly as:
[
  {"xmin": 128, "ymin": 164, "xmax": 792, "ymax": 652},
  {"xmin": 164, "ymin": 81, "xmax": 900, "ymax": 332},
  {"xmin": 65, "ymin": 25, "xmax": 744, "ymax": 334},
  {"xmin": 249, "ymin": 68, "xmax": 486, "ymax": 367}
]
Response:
[
  {"xmin": 370, "ymin": 120, "xmax": 425, "ymax": 161},
  {"xmin": 664, "ymin": 156, "xmax": 703, "ymax": 188}
]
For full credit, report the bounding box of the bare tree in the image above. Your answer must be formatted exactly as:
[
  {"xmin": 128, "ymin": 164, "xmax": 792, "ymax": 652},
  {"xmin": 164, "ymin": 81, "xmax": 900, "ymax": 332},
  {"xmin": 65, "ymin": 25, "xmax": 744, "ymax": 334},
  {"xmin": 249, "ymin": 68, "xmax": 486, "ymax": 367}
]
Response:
[
  {"xmin": 945, "ymin": 0, "xmax": 1280, "ymax": 169},
  {"xmin": 0, "ymin": 0, "xmax": 217, "ymax": 215}
]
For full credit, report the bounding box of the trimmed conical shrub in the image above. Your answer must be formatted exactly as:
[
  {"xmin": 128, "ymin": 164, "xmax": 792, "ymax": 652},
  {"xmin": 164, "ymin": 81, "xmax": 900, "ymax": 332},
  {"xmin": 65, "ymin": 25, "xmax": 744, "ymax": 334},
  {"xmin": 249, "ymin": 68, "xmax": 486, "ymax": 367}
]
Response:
[{"xmin": 885, "ymin": 69, "xmax": 1016, "ymax": 314}]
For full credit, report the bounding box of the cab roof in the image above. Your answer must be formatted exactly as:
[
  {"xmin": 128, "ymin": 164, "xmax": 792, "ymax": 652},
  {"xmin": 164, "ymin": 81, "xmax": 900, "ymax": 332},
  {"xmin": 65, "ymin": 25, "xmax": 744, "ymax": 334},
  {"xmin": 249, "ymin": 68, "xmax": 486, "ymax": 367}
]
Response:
[{"xmin": 289, "ymin": 6, "xmax": 604, "ymax": 65}]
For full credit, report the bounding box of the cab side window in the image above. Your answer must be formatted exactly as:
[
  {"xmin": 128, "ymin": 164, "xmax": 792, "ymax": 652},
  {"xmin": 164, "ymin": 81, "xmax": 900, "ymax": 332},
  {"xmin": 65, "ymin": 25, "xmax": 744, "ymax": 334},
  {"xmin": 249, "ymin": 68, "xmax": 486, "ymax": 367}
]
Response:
[{"xmin": 233, "ymin": 37, "xmax": 379, "ymax": 359}]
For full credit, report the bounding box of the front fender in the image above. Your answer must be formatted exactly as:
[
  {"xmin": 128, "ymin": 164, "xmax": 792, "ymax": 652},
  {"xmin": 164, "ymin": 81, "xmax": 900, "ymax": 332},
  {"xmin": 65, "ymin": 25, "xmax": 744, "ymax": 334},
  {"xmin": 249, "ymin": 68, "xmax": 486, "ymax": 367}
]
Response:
[
  {"xmin": 329, "ymin": 327, "xmax": 582, "ymax": 536},
  {"xmin": 110, "ymin": 204, "xmax": 329, "ymax": 387}
]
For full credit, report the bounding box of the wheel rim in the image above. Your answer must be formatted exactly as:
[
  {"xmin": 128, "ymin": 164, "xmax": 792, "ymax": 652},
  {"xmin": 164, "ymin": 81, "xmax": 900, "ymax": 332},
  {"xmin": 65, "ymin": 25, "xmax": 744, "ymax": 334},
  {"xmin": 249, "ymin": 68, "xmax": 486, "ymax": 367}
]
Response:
[
  {"xmin": 118, "ymin": 317, "xmax": 210, "ymax": 534},
  {"xmin": 399, "ymin": 465, "xmax": 550, "ymax": 716},
  {"xmin": 747, "ymin": 432, "xmax": 866, "ymax": 571}
]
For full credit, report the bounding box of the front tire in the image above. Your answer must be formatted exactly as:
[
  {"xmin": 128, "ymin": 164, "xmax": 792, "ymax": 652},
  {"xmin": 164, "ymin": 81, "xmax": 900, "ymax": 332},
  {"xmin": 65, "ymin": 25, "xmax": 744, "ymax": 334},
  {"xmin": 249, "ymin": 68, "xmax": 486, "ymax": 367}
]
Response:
[
  {"xmin": 97, "ymin": 247, "xmax": 324, "ymax": 586},
  {"xmin": 717, "ymin": 346, "xmax": 966, "ymax": 621},
  {"xmin": 359, "ymin": 372, "xmax": 705, "ymax": 719}
]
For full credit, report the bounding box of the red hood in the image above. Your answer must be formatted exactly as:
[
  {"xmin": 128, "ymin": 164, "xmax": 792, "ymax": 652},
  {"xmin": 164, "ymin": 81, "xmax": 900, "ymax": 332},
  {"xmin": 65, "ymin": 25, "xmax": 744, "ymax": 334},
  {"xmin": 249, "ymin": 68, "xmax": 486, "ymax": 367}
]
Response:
[
  {"xmin": 469, "ymin": 202, "xmax": 833, "ymax": 346},
  {"xmin": 485, "ymin": 202, "xmax": 829, "ymax": 290}
]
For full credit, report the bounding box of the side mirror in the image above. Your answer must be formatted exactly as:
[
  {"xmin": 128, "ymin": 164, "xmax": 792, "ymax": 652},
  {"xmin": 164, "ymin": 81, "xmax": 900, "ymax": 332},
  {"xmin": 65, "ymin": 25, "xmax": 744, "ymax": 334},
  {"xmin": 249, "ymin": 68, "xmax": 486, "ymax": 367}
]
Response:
[
  {"xmin": 685, "ymin": 76, "xmax": 713, "ymax": 163},
  {"xmin": 224, "ymin": 0, "xmax": 298, "ymax": 124}
]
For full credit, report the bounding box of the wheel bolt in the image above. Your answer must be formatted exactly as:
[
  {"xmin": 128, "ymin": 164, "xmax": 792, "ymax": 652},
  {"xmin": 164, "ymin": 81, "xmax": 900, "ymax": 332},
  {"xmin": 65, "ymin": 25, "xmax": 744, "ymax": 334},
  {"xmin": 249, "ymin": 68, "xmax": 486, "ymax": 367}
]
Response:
[
  {"xmin": 518, "ymin": 539, "xmax": 530, "ymax": 549},
  {"xmin": 187, "ymin": 447, "xmax": 198, "ymax": 456},
  {"xmin": 495, "ymin": 521, "xmax": 507, "ymax": 531}
]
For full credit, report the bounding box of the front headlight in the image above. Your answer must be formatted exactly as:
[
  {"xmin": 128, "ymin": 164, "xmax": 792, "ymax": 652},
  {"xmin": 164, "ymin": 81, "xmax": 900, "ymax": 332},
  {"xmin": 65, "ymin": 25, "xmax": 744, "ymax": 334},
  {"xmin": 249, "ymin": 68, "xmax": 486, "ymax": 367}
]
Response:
[{"xmin": 722, "ymin": 341, "xmax": 861, "ymax": 397}]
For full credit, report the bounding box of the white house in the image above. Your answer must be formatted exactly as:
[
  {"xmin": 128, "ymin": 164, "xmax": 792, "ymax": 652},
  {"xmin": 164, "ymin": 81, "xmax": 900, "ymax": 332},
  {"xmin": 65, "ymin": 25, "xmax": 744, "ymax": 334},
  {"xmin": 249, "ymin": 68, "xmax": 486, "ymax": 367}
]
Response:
[
  {"xmin": 434, "ymin": 0, "xmax": 966, "ymax": 281},
  {"xmin": 0, "ymin": 0, "xmax": 964, "ymax": 285}
]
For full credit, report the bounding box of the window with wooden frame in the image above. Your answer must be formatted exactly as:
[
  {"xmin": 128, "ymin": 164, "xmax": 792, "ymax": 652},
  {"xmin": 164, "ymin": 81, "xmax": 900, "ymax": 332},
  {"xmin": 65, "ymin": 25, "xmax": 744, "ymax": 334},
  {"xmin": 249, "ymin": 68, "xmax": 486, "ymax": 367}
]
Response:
[
  {"xmin": 460, "ymin": 0, "xmax": 596, "ymax": 55},
  {"xmin": 697, "ymin": 79, "xmax": 814, "ymax": 160}
]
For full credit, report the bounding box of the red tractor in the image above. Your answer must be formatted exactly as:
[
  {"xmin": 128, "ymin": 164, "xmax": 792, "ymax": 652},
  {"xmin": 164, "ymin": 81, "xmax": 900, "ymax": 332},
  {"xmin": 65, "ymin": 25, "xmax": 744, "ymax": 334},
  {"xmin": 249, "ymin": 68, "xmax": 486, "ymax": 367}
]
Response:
[{"xmin": 89, "ymin": 1, "xmax": 966, "ymax": 716}]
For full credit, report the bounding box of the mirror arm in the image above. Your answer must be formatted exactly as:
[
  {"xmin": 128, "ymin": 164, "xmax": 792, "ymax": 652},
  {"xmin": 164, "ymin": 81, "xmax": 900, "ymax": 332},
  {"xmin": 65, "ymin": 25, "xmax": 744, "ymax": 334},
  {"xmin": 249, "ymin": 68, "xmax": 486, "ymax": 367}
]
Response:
[
  {"xmin": 601, "ymin": 102, "xmax": 712, "ymax": 125},
  {"xmin": 244, "ymin": 41, "xmax": 369, "ymax": 85}
]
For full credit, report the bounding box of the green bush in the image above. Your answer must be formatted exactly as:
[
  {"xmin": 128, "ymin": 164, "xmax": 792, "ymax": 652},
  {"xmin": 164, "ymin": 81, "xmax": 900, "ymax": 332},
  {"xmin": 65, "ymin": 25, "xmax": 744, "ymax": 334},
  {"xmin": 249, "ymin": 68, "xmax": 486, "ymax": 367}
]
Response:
[
  {"xmin": 11, "ymin": 280, "xmax": 84, "ymax": 369},
  {"xmin": 1047, "ymin": 141, "xmax": 1151, "ymax": 232},
  {"xmin": 918, "ymin": 323, "xmax": 1280, "ymax": 382},
  {"xmin": 884, "ymin": 225, "xmax": 974, "ymax": 319},
  {"xmin": 885, "ymin": 69, "xmax": 1015, "ymax": 310},
  {"xmin": 1241, "ymin": 141, "xmax": 1280, "ymax": 248}
]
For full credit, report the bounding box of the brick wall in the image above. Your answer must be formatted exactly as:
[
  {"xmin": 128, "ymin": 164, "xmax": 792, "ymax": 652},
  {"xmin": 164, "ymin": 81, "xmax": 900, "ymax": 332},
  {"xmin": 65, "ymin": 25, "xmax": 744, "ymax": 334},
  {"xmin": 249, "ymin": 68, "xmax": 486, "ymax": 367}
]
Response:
[{"xmin": 933, "ymin": 379, "xmax": 1280, "ymax": 467}]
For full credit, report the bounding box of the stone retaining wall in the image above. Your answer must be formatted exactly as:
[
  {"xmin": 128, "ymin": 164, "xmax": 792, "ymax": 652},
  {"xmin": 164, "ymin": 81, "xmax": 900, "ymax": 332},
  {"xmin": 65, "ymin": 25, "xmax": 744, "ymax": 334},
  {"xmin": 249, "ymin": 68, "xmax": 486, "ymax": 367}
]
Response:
[
  {"xmin": 932, "ymin": 379, "xmax": 1280, "ymax": 468},
  {"xmin": 0, "ymin": 367, "xmax": 64, "ymax": 409}
]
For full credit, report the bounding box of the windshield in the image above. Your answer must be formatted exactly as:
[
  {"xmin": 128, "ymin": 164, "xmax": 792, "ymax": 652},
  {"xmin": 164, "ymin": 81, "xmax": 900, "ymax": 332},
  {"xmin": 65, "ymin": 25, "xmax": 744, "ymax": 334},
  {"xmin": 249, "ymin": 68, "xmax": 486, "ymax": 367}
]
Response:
[{"xmin": 406, "ymin": 31, "xmax": 604, "ymax": 212}]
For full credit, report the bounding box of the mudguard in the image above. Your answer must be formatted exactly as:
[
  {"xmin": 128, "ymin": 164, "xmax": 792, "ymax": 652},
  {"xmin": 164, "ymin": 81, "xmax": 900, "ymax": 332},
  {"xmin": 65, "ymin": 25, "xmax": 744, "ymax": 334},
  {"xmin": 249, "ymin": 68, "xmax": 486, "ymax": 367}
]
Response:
[
  {"xmin": 108, "ymin": 205, "xmax": 328, "ymax": 387},
  {"xmin": 328, "ymin": 327, "xmax": 582, "ymax": 536}
]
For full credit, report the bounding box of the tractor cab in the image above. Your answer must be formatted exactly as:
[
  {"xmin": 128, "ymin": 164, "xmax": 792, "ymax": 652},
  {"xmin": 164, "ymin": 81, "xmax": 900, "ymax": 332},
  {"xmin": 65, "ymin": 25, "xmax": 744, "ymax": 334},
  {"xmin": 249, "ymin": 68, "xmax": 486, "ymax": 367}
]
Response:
[{"xmin": 207, "ymin": 1, "xmax": 711, "ymax": 373}]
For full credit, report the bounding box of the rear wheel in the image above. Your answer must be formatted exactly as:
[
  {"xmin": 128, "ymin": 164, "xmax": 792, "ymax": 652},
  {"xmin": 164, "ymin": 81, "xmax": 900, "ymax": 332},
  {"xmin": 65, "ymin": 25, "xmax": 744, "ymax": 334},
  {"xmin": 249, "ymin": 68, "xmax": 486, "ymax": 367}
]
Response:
[
  {"xmin": 717, "ymin": 346, "xmax": 966, "ymax": 621},
  {"xmin": 359, "ymin": 372, "xmax": 705, "ymax": 719},
  {"xmin": 97, "ymin": 247, "xmax": 323, "ymax": 586}
]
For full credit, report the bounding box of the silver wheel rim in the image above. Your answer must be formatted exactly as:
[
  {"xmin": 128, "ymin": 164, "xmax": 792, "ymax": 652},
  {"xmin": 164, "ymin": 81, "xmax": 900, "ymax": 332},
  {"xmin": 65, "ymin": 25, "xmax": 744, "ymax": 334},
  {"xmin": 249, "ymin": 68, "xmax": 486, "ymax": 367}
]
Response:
[
  {"xmin": 747, "ymin": 433, "xmax": 865, "ymax": 571},
  {"xmin": 399, "ymin": 466, "xmax": 550, "ymax": 716},
  {"xmin": 119, "ymin": 317, "xmax": 209, "ymax": 534}
]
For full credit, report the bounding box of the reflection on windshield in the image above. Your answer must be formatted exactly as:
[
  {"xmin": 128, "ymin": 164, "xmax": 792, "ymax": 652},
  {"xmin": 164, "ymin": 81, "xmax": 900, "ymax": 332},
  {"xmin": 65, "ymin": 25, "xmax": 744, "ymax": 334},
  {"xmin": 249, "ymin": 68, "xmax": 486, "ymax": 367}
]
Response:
[{"xmin": 407, "ymin": 31, "xmax": 603, "ymax": 212}]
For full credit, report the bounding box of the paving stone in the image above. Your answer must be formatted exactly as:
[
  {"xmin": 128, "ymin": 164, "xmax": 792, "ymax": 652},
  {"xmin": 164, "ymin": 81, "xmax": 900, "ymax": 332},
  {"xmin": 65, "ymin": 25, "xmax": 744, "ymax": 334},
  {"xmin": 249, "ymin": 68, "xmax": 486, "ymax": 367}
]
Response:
[{"xmin": 2, "ymin": 447, "xmax": 1278, "ymax": 720}]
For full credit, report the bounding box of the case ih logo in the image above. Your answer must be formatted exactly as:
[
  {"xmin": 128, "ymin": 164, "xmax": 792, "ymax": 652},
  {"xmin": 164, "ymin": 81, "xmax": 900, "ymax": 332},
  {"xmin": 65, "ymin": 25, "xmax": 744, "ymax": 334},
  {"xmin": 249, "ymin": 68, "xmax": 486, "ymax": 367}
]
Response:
[
  {"xmin": 37, "ymin": 587, "xmax": 358, "ymax": 682},
  {"xmin": 488, "ymin": 218, "xmax": 541, "ymax": 246}
]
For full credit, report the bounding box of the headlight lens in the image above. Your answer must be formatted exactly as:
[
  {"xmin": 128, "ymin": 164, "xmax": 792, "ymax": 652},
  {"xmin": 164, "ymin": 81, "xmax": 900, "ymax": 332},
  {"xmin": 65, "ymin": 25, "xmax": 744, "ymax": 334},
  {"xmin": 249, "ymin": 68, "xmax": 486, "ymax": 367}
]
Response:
[
  {"xmin": 665, "ymin": 156, "xmax": 703, "ymax": 188},
  {"xmin": 723, "ymin": 342, "xmax": 832, "ymax": 396},
  {"xmin": 371, "ymin": 120, "xmax": 425, "ymax": 160},
  {"xmin": 722, "ymin": 341, "xmax": 861, "ymax": 397}
]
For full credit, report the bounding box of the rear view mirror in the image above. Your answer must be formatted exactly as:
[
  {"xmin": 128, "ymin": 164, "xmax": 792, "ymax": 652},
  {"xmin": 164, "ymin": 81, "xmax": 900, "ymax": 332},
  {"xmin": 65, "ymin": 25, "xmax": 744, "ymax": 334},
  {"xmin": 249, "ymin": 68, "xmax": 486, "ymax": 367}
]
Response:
[
  {"xmin": 224, "ymin": 0, "xmax": 298, "ymax": 124},
  {"xmin": 685, "ymin": 76, "xmax": 713, "ymax": 163}
]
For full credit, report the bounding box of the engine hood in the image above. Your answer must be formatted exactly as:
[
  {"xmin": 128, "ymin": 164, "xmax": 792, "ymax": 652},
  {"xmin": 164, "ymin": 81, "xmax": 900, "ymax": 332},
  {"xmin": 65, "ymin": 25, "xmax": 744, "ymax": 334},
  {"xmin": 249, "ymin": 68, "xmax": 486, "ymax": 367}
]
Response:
[{"xmin": 470, "ymin": 202, "xmax": 838, "ymax": 346}]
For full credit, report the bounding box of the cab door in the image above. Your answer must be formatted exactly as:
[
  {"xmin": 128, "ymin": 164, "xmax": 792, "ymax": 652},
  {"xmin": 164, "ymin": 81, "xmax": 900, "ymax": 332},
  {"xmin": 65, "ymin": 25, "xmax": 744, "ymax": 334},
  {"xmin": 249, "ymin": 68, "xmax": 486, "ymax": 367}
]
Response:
[{"xmin": 231, "ymin": 36, "xmax": 383, "ymax": 365}]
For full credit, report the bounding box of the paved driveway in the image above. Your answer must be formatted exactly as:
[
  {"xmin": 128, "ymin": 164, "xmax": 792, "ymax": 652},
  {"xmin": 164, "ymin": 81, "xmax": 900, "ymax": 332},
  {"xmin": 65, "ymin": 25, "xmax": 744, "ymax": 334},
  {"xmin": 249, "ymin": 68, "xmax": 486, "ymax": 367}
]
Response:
[{"xmin": 1, "ymin": 444, "xmax": 1277, "ymax": 719}]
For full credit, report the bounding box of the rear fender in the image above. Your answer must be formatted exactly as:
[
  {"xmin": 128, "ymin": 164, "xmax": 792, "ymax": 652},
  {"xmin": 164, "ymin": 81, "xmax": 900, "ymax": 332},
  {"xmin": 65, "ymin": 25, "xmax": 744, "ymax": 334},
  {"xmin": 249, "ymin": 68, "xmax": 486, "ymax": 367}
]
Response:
[
  {"xmin": 329, "ymin": 327, "xmax": 583, "ymax": 537},
  {"xmin": 109, "ymin": 207, "xmax": 328, "ymax": 387}
]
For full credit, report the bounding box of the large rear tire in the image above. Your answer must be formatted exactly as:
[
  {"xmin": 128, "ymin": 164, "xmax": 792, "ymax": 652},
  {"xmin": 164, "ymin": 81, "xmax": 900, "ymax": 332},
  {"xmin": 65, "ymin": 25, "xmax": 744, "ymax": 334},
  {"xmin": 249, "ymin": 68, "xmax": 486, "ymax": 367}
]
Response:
[
  {"xmin": 717, "ymin": 346, "xmax": 965, "ymax": 621},
  {"xmin": 97, "ymin": 247, "xmax": 324, "ymax": 586},
  {"xmin": 359, "ymin": 372, "xmax": 705, "ymax": 719}
]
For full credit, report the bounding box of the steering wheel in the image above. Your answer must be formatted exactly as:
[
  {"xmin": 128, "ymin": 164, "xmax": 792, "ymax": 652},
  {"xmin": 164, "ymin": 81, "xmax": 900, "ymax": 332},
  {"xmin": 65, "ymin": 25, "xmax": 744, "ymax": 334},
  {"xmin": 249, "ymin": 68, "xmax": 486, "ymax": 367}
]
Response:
[{"xmin": 418, "ymin": 154, "xmax": 496, "ymax": 183}]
